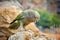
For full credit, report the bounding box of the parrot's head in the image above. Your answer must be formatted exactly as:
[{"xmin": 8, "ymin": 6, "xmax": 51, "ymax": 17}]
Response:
[{"xmin": 21, "ymin": 9, "xmax": 40, "ymax": 25}]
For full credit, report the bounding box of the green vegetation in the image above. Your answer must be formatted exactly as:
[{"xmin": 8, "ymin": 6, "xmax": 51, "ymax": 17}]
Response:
[
  {"xmin": 53, "ymin": 13, "xmax": 60, "ymax": 27},
  {"xmin": 34, "ymin": 9, "xmax": 54, "ymax": 28}
]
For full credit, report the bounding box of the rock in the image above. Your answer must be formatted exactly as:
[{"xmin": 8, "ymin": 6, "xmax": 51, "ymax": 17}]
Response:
[{"xmin": 0, "ymin": 27, "xmax": 13, "ymax": 40}]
